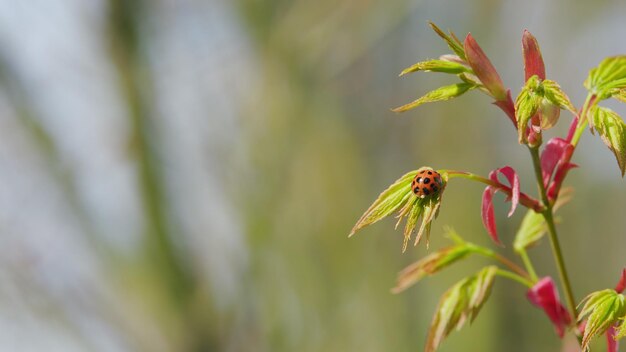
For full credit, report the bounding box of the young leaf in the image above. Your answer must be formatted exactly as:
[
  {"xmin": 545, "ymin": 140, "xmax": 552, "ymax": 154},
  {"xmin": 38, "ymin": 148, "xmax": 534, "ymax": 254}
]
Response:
[
  {"xmin": 612, "ymin": 88, "xmax": 626, "ymax": 103},
  {"xmin": 538, "ymin": 98, "xmax": 561, "ymax": 130},
  {"xmin": 350, "ymin": 168, "xmax": 448, "ymax": 252},
  {"xmin": 617, "ymin": 318, "xmax": 626, "ymax": 339},
  {"xmin": 425, "ymin": 266, "xmax": 498, "ymax": 352},
  {"xmin": 589, "ymin": 105, "xmax": 626, "ymax": 176},
  {"xmin": 513, "ymin": 188, "xmax": 572, "ymax": 252},
  {"xmin": 516, "ymin": 75, "xmax": 542, "ymax": 143},
  {"xmin": 527, "ymin": 277, "xmax": 572, "ymax": 338},
  {"xmin": 522, "ymin": 30, "xmax": 545, "ymax": 81},
  {"xmin": 584, "ymin": 56, "xmax": 626, "ymax": 100},
  {"xmin": 542, "ymin": 79, "xmax": 576, "ymax": 112},
  {"xmin": 481, "ymin": 187, "xmax": 498, "ymax": 244},
  {"xmin": 481, "ymin": 166, "xmax": 520, "ymax": 245},
  {"xmin": 540, "ymin": 138, "xmax": 571, "ymax": 187},
  {"xmin": 399, "ymin": 59, "xmax": 471, "ymax": 76},
  {"xmin": 392, "ymin": 244, "xmax": 472, "ymax": 293},
  {"xmin": 428, "ymin": 22, "xmax": 466, "ymax": 60},
  {"xmin": 464, "ymin": 34, "xmax": 507, "ymax": 101},
  {"xmin": 392, "ymin": 83, "xmax": 475, "ymax": 113},
  {"xmin": 467, "ymin": 266, "xmax": 498, "ymax": 323},
  {"xmin": 491, "ymin": 166, "xmax": 520, "ymax": 217},
  {"xmin": 350, "ymin": 170, "xmax": 416, "ymax": 236},
  {"xmin": 513, "ymin": 210, "xmax": 547, "ymax": 252},
  {"xmin": 578, "ymin": 289, "xmax": 626, "ymax": 351}
]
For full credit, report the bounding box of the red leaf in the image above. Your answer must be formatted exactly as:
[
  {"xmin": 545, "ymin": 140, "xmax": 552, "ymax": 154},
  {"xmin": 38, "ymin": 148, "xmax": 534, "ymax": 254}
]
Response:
[
  {"xmin": 522, "ymin": 30, "xmax": 545, "ymax": 81},
  {"xmin": 527, "ymin": 277, "xmax": 572, "ymax": 338},
  {"xmin": 607, "ymin": 325, "xmax": 619, "ymax": 352},
  {"xmin": 489, "ymin": 166, "xmax": 520, "ymax": 217},
  {"xmin": 547, "ymin": 162, "xmax": 577, "ymax": 200},
  {"xmin": 541, "ymin": 138, "xmax": 570, "ymax": 187},
  {"xmin": 541, "ymin": 138, "xmax": 576, "ymax": 200},
  {"xmin": 464, "ymin": 34, "xmax": 507, "ymax": 101},
  {"xmin": 481, "ymin": 186, "xmax": 500, "ymax": 245},
  {"xmin": 615, "ymin": 268, "xmax": 626, "ymax": 293},
  {"xmin": 481, "ymin": 166, "xmax": 520, "ymax": 245}
]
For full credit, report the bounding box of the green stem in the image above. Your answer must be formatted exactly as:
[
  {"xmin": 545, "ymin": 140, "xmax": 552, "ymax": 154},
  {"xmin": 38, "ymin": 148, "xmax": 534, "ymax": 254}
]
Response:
[
  {"xmin": 496, "ymin": 269, "xmax": 535, "ymax": 288},
  {"xmin": 519, "ymin": 249, "xmax": 539, "ymax": 282},
  {"xmin": 443, "ymin": 170, "xmax": 545, "ymax": 212},
  {"xmin": 528, "ymin": 146, "xmax": 578, "ymax": 319},
  {"xmin": 571, "ymin": 94, "xmax": 596, "ymax": 147},
  {"xmin": 470, "ymin": 245, "xmax": 531, "ymax": 280}
]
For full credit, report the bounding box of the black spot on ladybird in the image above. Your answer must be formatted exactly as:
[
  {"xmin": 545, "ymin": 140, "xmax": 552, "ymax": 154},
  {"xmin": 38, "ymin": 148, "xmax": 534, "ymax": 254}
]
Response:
[
  {"xmin": 423, "ymin": 188, "xmax": 430, "ymax": 195},
  {"xmin": 424, "ymin": 178, "xmax": 430, "ymax": 184},
  {"xmin": 427, "ymin": 171, "xmax": 432, "ymax": 175}
]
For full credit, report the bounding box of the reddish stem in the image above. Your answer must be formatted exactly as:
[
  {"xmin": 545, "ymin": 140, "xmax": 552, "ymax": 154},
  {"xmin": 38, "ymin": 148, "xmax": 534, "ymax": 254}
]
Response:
[{"xmin": 493, "ymin": 90, "xmax": 517, "ymax": 127}]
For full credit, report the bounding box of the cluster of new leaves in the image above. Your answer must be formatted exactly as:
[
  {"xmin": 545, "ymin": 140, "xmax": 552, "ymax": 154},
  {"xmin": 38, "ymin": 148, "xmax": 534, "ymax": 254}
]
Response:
[
  {"xmin": 515, "ymin": 75, "xmax": 575, "ymax": 144},
  {"xmin": 349, "ymin": 167, "xmax": 447, "ymax": 252},
  {"xmin": 425, "ymin": 266, "xmax": 498, "ymax": 352},
  {"xmin": 584, "ymin": 56, "xmax": 626, "ymax": 176},
  {"xmin": 392, "ymin": 22, "xmax": 510, "ymax": 115},
  {"xmin": 577, "ymin": 270, "xmax": 626, "ymax": 352},
  {"xmin": 579, "ymin": 291, "xmax": 625, "ymax": 351},
  {"xmin": 392, "ymin": 229, "xmax": 509, "ymax": 294}
]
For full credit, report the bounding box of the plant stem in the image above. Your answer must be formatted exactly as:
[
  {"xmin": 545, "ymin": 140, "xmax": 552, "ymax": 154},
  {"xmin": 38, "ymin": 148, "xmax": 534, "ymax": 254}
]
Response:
[
  {"xmin": 443, "ymin": 170, "xmax": 545, "ymax": 212},
  {"xmin": 571, "ymin": 94, "xmax": 594, "ymax": 146},
  {"xmin": 496, "ymin": 269, "xmax": 534, "ymax": 288},
  {"xmin": 529, "ymin": 146, "xmax": 578, "ymax": 319},
  {"xmin": 470, "ymin": 245, "xmax": 531, "ymax": 280},
  {"xmin": 519, "ymin": 249, "xmax": 539, "ymax": 282}
]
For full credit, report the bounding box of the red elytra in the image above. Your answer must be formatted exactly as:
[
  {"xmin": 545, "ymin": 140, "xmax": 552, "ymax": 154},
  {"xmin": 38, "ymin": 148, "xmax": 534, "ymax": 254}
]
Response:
[{"xmin": 411, "ymin": 169, "xmax": 443, "ymax": 198}]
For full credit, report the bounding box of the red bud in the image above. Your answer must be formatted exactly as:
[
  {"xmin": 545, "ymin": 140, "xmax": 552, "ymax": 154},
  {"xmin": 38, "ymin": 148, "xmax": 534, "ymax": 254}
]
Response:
[
  {"xmin": 522, "ymin": 30, "xmax": 546, "ymax": 81},
  {"xmin": 527, "ymin": 277, "xmax": 572, "ymax": 338},
  {"xmin": 464, "ymin": 34, "xmax": 507, "ymax": 101}
]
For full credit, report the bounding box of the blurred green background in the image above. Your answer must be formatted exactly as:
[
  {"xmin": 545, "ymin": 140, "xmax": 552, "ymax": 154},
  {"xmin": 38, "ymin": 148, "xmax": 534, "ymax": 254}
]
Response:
[{"xmin": 0, "ymin": 0, "xmax": 625, "ymax": 351}]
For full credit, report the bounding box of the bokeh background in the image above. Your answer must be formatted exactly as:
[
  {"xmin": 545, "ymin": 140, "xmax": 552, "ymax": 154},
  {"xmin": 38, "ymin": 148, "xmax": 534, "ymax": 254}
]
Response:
[{"xmin": 0, "ymin": 0, "xmax": 625, "ymax": 351}]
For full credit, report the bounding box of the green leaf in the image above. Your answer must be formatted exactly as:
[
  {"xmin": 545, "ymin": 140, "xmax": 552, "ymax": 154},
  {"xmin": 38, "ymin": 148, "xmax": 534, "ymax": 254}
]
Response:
[
  {"xmin": 513, "ymin": 190, "xmax": 571, "ymax": 252},
  {"xmin": 401, "ymin": 197, "xmax": 423, "ymax": 251},
  {"xmin": 467, "ymin": 265, "xmax": 498, "ymax": 322},
  {"xmin": 349, "ymin": 170, "xmax": 417, "ymax": 236},
  {"xmin": 392, "ymin": 244, "xmax": 472, "ymax": 293},
  {"xmin": 538, "ymin": 98, "xmax": 561, "ymax": 130},
  {"xmin": 578, "ymin": 289, "xmax": 626, "ymax": 351},
  {"xmin": 425, "ymin": 266, "xmax": 497, "ymax": 352},
  {"xmin": 428, "ymin": 22, "xmax": 466, "ymax": 60},
  {"xmin": 589, "ymin": 106, "xmax": 626, "ymax": 176},
  {"xmin": 399, "ymin": 59, "xmax": 471, "ymax": 76},
  {"xmin": 542, "ymin": 79, "xmax": 576, "ymax": 112},
  {"xmin": 513, "ymin": 210, "xmax": 547, "ymax": 252},
  {"xmin": 611, "ymin": 88, "xmax": 626, "ymax": 103},
  {"xmin": 515, "ymin": 75, "xmax": 542, "ymax": 143},
  {"xmin": 350, "ymin": 168, "xmax": 448, "ymax": 252},
  {"xmin": 584, "ymin": 56, "xmax": 626, "ymax": 100},
  {"xmin": 393, "ymin": 82, "xmax": 475, "ymax": 113},
  {"xmin": 616, "ymin": 317, "xmax": 626, "ymax": 339}
]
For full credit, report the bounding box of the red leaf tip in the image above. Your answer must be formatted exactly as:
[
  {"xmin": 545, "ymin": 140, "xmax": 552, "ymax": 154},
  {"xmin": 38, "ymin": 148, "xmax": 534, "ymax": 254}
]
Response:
[{"xmin": 522, "ymin": 29, "xmax": 546, "ymax": 81}]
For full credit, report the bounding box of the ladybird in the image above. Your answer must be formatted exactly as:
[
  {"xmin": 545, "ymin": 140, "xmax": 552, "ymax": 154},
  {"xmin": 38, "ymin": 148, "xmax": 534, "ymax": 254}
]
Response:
[{"xmin": 411, "ymin": 169, "xmax": 443, "ymax": 198}]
